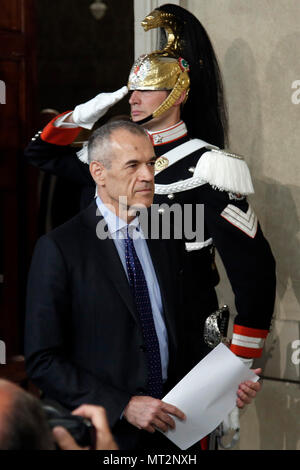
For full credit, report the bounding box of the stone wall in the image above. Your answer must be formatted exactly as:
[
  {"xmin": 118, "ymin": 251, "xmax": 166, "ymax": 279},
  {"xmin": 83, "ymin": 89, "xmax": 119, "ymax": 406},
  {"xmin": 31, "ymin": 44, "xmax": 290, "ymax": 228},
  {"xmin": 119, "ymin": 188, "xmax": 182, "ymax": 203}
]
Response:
[{"xmin": 185, "ymin": 0, "xmax": 300, "ymax": 450}]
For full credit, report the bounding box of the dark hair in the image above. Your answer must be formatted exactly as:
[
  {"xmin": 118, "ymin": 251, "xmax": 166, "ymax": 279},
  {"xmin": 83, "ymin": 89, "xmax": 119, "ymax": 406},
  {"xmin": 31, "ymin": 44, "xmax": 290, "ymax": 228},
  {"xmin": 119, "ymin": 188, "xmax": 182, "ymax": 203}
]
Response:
[
  {"xmin": 157, "ymin": 4, "xmax": 228, "ymax": 148},
  {"xmin": 0, "ymin": 391, "xmax": 54, "ymax": 450},
  {"xmin": 88, "ymin": 120, "xmax": 149, "ymax": 167}
]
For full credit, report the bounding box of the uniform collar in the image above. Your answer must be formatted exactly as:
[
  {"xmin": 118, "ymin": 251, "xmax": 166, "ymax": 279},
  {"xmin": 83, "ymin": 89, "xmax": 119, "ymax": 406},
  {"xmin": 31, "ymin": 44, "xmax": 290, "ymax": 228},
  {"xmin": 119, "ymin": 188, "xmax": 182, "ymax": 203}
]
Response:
[{"xmin": 147, "ymin": 121, "xmax": 187, "ymax": 146}]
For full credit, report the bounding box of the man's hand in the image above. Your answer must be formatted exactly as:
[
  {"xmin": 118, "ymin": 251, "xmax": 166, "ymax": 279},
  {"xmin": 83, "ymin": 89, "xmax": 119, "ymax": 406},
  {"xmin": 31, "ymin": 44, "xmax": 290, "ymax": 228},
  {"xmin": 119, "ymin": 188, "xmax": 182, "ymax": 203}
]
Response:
[
  {"xmin": 71, "ymin": 86, "xmax": 128, "ymax": 129},
  {"xmin": 236, "ymin": 368, "xmax": 262, "ymax": 409},
  {"xmin": 123, "ymin": 396, "xmax": 186, "ymax": 433},
  {"xmin": 52, "ymin": 426, "xmax": 85, "ymax": 450},
  {"xmin": 52, "ymin": 404, "xmax": 118, "ymax": 450}
]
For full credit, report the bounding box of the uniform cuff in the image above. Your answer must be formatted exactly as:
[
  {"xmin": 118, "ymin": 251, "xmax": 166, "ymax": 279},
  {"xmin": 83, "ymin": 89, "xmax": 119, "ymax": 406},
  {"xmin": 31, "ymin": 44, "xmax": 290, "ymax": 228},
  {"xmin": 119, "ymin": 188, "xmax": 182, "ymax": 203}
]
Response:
[
  {"xmin": 41, "ymin": 111, "xmax": 82, "ymax": 145},
  {"xmin": 230, "ymin": 325, "xmax": 268, "ymax": 358}
]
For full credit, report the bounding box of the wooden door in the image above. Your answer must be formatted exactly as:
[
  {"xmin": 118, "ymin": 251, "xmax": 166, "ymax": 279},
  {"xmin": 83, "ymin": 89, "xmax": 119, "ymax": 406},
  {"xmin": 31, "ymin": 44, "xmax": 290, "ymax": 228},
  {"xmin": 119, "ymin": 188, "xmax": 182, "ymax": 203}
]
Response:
[{"xmin": 0, "ymin": 0, "xmax": 38, "ymax": 381}]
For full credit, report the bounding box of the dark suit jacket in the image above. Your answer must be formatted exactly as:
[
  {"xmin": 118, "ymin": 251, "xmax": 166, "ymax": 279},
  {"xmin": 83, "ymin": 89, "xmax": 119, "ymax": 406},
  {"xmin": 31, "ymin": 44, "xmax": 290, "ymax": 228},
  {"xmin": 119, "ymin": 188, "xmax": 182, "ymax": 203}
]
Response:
[{"xmin": 25, "ymin": 200, "xmax": 185, "ymax": 449}]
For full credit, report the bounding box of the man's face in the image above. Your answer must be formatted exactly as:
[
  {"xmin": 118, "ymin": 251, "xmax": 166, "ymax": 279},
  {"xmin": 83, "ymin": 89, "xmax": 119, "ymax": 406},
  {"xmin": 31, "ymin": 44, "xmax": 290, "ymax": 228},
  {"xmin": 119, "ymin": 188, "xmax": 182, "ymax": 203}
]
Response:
[
  {"xmin": 98, "ymin": 129, "xmax": 156, "ymax": 219},
  {"xmin": 129, "ymin": 90, "xmax": 169, "ymax": 123}
]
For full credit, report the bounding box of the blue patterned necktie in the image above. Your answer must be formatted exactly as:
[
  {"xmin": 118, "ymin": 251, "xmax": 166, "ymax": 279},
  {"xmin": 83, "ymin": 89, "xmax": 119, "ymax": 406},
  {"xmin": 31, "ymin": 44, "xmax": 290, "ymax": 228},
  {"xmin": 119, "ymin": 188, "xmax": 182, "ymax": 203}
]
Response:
[{"xmin": 124, "ymin": 225, "xmax": 163, "ymax": 399}]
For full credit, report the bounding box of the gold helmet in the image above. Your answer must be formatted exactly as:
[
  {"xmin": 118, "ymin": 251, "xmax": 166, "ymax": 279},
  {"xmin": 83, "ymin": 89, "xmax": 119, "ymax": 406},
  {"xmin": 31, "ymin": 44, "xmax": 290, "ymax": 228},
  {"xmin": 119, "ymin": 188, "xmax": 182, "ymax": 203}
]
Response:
[{"xmin": 128, "ymin": 53, "xmax": 190, "ymax": 122}]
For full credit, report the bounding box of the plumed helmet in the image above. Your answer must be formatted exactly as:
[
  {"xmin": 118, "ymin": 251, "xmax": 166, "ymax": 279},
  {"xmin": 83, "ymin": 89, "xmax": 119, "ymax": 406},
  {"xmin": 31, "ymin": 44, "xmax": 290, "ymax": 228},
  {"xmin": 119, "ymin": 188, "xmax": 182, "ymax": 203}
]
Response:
[
  {"xmin": 128, "ymin": 53, "xmax": 190, "ymax": 119},
  {"xmin": 131, "ymin": 3, "xmax": 228, "ymax": 147}
]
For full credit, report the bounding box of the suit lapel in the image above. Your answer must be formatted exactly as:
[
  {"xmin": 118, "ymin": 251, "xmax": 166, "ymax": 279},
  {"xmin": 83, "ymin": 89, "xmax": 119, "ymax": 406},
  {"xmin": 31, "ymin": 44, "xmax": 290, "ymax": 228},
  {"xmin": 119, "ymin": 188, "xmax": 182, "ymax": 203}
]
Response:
[
  {"xmin": 98, "ymin": 238, "xmax": 138, "ymax": 319},
  {"xmin": 81, "ymin": 201, "xmax": 138, "ymax": 322},
  {"xmin": 146, "ymin": 238, "xmax": 178, "ymax": 351}
]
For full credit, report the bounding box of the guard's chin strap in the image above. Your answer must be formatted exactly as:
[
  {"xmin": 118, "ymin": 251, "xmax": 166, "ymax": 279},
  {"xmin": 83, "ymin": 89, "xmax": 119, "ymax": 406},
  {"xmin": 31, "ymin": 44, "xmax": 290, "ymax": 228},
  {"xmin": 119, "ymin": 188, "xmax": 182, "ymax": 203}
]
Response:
[{"xmin": 133, "ymin": 114, "xmax": 153, "ymax": 126}]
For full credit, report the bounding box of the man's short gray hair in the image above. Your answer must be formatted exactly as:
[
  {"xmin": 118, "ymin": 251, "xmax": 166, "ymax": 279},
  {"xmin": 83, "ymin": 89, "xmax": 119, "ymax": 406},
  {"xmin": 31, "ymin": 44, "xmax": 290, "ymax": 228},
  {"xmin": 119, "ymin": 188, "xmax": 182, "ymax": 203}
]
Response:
[{"xmin": 87, "ymin": 120, "xmax": 149, "ymax": 168}]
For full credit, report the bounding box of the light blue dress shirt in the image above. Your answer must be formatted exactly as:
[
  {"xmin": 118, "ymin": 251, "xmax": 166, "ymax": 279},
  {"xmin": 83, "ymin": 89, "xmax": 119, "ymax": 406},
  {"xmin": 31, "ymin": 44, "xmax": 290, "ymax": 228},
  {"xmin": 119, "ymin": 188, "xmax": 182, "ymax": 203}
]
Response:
[{"xmin": 96, "ymin": 196, "xmax": 169, "ymax": 381}]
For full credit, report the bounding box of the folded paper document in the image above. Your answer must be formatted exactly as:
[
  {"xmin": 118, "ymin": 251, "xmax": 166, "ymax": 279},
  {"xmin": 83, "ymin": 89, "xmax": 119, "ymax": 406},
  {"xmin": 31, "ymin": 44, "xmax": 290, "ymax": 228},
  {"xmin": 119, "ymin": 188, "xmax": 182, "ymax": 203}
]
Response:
[{"xmin": 161, "ymin": 343, "xmax": 259, "ymax": 450}]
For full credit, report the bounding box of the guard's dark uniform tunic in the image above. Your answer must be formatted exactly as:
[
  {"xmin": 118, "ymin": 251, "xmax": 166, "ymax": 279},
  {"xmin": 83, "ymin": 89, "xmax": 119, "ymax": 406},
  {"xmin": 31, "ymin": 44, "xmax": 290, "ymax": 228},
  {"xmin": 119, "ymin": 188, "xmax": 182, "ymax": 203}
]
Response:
[{"xmin": 25, "ymin": 115, "xmax": 276, "ymax": 370}]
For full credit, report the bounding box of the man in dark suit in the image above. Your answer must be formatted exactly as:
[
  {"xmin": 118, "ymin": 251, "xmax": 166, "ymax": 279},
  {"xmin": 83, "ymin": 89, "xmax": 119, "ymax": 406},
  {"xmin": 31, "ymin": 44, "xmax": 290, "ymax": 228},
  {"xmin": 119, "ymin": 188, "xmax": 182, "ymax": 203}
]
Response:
[{"xmin": 25, "ymin": 120, "xmax": 260, "ymax": 451}]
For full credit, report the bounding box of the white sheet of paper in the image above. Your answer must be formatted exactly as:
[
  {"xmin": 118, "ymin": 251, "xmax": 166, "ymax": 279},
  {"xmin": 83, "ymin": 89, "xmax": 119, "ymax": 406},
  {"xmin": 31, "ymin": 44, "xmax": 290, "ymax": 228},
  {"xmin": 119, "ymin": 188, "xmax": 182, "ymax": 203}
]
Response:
[{"xmin": 161, "ymin": 343, "xmax": 259, "ymax": 450}]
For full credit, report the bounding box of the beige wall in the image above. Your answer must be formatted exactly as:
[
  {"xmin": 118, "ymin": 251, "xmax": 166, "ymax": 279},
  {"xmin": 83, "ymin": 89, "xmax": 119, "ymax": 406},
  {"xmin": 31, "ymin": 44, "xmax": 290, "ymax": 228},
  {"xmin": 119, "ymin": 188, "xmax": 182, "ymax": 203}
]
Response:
[
  {"xmin": 134, "ymin": 0, "xmax": 300, "ymax": 449},
  {"xmin": 185, "ymin": 0, "xmax": 300, "ymax": 449}
]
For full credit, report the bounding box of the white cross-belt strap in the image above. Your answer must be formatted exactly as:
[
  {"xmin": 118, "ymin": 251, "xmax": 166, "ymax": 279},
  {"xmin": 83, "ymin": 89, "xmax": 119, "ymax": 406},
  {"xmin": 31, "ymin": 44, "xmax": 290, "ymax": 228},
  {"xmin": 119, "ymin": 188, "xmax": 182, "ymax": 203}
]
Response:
[
  {"xmin": 155, "ymin": 138, "xmax": 216, "ymax": 175},
  {"xmin": 155, "ymin": 174, "xmax": 209, "ymax": 195},
  {"xmin": 185, "ymin": 238, "xmax": 213, "ymax": 252}
]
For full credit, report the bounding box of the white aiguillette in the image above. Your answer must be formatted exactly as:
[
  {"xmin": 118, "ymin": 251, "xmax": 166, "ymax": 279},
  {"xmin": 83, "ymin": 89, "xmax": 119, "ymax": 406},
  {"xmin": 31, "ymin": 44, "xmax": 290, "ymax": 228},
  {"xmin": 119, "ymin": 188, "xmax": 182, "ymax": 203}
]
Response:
[{"xmin": 160, "ymin": 343, "xmax": 259, "ymax": 450}]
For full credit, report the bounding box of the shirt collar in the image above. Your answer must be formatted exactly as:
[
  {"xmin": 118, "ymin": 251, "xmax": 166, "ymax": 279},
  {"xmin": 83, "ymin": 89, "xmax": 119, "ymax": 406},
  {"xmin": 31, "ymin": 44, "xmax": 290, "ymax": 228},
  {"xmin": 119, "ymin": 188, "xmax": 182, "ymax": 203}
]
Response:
[
  {"xmin": 147, "ymin": 120, "xmax": 188, "ymax": 146},
  {"xmin": 96, "ymin": 195, "xmax": 140, "ymax": 236}
]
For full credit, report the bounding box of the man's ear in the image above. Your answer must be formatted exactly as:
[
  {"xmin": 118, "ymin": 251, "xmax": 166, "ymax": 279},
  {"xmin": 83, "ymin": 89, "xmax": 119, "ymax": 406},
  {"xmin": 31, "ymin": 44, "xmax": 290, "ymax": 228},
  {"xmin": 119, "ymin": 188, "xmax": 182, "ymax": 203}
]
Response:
[
  {"xmin": 173, "ymin": 90, "xmax": 187, "ymax": 107},
  {"xmin": 89, "ymin": 161, "xmax": 106, "ymax": 186}
]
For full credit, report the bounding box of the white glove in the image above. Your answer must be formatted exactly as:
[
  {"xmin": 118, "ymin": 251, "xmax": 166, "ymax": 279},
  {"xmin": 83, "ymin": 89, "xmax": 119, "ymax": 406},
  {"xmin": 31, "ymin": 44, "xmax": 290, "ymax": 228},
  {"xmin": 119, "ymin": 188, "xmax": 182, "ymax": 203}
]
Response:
[
  {"xmin": 219, "ymin": 406, "xmax": 240, "ymax": 449},
  {"xmin": 238, "ymin": 357, "xmax": 254, "ymax": 368},
  {"xmin": 222, "ymin": 406, "xmax": 240, "ymax": 434},
  {"xmin": 72, "ymin": 86, "xmax": 128, "ymax": 129}
]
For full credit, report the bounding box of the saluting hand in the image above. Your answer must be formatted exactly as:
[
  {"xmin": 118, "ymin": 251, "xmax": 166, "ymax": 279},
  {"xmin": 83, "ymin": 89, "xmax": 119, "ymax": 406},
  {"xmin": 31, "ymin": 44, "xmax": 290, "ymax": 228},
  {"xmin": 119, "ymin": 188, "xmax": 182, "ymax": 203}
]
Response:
[{"xmin": 71, "ymin": 86, "xmax": 128, "ymax": 129}]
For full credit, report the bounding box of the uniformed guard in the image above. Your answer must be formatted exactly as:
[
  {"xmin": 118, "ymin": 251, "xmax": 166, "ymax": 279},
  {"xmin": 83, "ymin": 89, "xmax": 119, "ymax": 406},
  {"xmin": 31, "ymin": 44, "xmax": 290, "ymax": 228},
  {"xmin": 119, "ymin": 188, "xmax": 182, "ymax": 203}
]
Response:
[
  {"xmin": 126, "ymin": 3, "xmax": 275, "ymax": 359},
  {"xmin": 127, "ymin": 4, "xmax": 276, "ymax": 447}
]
